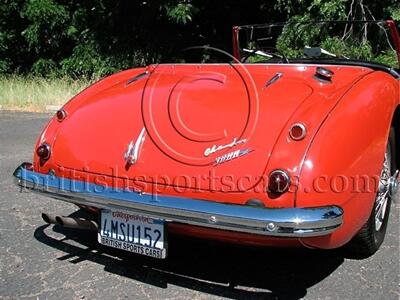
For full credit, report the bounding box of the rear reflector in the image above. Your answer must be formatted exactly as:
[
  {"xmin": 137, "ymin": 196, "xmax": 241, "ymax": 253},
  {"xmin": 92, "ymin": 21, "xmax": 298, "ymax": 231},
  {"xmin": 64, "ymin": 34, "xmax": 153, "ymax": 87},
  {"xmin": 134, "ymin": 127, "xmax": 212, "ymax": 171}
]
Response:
[{"xmin": 289, "ymin": 123, "xmax": 307, "ymax": 141}]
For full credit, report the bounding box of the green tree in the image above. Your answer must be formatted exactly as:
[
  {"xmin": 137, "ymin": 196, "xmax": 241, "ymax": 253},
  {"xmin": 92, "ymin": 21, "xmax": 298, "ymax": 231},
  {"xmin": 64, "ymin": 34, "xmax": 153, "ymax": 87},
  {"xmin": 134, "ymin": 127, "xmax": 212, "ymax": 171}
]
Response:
[{"xmin": 0, "ymin": 0, "xmax": 398, "ymax": 77}]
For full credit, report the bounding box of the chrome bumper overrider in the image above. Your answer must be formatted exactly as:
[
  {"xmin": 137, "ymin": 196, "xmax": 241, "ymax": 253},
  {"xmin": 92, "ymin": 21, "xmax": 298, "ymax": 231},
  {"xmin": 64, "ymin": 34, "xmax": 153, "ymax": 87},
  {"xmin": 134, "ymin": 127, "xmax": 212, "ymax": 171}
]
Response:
[{"xmin": 13, "ymin": 163, "xmax": 343, "ymax": 237}]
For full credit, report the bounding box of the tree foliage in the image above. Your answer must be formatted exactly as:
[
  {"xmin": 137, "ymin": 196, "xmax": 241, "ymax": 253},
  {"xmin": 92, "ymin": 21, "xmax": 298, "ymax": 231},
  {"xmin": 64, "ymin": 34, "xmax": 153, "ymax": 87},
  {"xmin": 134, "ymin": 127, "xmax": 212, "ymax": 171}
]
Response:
[
  {"xmin": 273, "ymin": 0, "xmax": 399, "ymax": 66},
  {"xmin": 0, "ymin": 0, "xmax": 398, "ymax": 77}
]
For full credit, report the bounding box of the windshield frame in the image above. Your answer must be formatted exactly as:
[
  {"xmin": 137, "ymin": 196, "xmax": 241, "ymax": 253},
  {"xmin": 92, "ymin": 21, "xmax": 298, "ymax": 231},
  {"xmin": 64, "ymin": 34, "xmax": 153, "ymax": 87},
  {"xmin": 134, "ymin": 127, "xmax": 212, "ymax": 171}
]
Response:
[{"xmin": 232, "ymin": 20, "xmax": 400, "ymax": 69}]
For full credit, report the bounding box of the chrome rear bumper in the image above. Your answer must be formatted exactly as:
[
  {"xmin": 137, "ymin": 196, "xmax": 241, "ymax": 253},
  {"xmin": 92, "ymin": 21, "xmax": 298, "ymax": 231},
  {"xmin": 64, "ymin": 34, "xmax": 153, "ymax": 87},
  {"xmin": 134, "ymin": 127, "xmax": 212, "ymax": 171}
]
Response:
[{"xmin": 13, "ymin": 163, "xmax": 343, "ymax": 237}]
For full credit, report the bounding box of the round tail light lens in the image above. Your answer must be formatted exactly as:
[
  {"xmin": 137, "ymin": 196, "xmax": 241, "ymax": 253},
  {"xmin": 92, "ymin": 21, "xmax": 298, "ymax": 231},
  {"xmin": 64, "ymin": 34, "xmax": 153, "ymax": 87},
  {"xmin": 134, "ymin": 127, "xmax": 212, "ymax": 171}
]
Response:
[
  {"xmin": 268, "ymin": 170, "xmax": 290, "ymax": 194},
  {"xmin": 289, "ymin": 123, "xmax": 307, "ymax": 141},
  {"xmin": 36, "ymin": 144, "xmax": 51, "ymax": 161},
  {"xmin": 56, "ymin": 109, "xmax": 67, "ymax": 122}
]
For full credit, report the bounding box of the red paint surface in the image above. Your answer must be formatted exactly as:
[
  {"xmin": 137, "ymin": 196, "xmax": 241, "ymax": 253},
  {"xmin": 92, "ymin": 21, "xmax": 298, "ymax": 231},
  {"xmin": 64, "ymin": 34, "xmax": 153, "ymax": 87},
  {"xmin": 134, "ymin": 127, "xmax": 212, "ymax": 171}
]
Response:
[{"xmin": 32, "ymin": 61, "xmax": 399, "ymax": 249}]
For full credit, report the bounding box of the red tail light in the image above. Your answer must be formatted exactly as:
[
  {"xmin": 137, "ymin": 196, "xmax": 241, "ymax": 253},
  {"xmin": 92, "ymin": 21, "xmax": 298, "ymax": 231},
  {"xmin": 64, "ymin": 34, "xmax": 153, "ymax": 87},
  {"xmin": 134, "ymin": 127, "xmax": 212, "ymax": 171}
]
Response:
[
  {"xmin": 36, "ymin": 144, "xmax": 51, "ymax": 161},
  {"xmin": 56, "ymin": 109, "xmax": 67, "ymax": 122},
  {"xmin": 268, "ymin": 169, "xmax": 290, "ymax": 195}
]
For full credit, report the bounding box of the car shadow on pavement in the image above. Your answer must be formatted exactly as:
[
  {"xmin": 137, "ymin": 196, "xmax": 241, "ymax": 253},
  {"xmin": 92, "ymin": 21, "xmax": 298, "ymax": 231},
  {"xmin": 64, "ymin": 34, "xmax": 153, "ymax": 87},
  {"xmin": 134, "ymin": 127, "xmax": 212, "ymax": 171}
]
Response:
[{"xmin": 33, "ymin": 211, "xmax": 345, "ymax": 300}]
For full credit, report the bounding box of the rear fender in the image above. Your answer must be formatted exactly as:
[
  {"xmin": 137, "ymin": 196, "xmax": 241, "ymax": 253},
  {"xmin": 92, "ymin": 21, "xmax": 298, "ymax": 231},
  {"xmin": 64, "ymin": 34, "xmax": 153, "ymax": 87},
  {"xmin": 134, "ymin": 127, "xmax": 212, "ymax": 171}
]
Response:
[
  {"xmin": 296, "ymin": 71, "xmax": 398, "ymax": 248},
  {"xmin": 33, "ymin": 67, "xmax": 147, "ymax": 170}
]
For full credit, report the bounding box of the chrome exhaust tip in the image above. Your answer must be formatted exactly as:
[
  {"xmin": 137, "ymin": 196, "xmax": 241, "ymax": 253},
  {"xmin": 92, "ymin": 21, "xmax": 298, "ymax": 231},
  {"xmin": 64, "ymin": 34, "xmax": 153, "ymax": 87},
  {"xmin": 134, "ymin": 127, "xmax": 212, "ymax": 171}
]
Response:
[
  {"xmin": 55, "ymin": 216, "xmax": 98, "ymax": 231},
  {"xmin": 41, "ymin": 213, "xmax": 98, "ymax": 231},
  {"xmin": 41, "ymin": 213, "xmax": 57, "ymax": 224}
]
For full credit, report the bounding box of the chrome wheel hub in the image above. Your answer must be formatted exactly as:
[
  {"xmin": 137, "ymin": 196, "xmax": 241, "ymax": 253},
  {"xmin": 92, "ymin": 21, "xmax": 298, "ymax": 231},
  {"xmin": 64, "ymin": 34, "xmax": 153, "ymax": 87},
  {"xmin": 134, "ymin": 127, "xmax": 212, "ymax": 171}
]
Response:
[
  {"xmin": 375, "ymin": 153, "xmax": 392, "ymax": 231},
  {"xmin": 388, "ymin": 170, "xmax": 399, "ymax": 196}
]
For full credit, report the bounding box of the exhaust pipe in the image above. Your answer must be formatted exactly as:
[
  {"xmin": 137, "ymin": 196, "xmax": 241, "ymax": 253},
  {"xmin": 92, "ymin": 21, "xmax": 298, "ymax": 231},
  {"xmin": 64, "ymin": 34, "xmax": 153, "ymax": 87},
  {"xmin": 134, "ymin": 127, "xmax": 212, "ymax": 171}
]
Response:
[
  {"xmin": 41, "ymin": 212, "xmax": 98, "ymax": 231},
  {"xmin": 42, "ymin": 212, "xmax": 58, "ymax": 224},
  {"xmin": 55, "ymin": 216, "xmax": 98, "ymax": 231}
]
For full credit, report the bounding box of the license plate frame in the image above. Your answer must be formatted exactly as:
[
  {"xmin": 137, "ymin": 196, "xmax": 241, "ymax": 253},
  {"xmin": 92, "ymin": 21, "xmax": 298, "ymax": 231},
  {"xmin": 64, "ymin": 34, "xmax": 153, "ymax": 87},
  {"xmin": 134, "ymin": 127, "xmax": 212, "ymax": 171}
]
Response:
[{"xmin": 98, "ymin": 209, "xmax": 167, "ymax": 259}]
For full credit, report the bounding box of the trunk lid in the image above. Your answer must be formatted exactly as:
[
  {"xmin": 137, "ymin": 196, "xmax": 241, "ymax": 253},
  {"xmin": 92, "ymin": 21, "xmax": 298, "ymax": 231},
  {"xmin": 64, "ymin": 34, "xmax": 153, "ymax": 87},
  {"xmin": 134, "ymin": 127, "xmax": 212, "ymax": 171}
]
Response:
[{"xmin": 52, "ymin": 64, "xmax": 369, "ymax": 192}]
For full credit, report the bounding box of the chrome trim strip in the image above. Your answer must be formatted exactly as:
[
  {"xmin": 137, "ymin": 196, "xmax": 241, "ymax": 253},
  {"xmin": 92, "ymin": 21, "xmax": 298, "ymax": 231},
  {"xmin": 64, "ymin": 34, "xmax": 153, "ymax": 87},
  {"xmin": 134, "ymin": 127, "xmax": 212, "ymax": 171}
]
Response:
[
  {"xmin": 126, "ymin": 71, "xmax": 149, "ymax": 86},
  {"xmin": 264, "ymin": 72, "xmax": 283, "ymax": 88},
  {"xmin": 13, "ymin": 163, "xmax": 344, "ymax": 237}
]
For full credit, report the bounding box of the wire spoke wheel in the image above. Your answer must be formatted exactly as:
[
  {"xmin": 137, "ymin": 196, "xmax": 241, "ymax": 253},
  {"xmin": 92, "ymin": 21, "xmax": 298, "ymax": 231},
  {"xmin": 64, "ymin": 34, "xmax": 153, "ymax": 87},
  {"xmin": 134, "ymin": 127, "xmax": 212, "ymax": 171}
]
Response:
[{"xmin": 375, "ymin": 152, "xmax": 391, "ymax": 231}]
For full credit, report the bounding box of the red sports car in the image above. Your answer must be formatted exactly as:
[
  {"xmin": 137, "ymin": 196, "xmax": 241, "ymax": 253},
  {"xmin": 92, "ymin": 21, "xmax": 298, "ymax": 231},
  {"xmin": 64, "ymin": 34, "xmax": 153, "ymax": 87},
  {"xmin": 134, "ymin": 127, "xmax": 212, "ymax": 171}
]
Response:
[{"xmin": 14, "ymin": 20, "xmax": 399, "ymax": 259}]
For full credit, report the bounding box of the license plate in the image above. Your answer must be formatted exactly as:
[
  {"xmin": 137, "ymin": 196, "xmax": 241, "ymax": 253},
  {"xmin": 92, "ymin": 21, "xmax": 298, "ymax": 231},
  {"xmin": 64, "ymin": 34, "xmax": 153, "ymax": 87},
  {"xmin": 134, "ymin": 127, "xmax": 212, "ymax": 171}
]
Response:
[{"xmin": 98, "ymin": 209, "xmax": 166, "ymax": 259}]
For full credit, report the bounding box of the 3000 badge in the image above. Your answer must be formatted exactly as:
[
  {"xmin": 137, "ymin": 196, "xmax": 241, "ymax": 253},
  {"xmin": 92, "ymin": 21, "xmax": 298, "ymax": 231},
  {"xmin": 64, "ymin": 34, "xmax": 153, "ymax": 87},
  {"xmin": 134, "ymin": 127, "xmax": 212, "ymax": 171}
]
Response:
[{"xmin": 98, "ymin": 209, "xmax": 166, "ymax": 259}]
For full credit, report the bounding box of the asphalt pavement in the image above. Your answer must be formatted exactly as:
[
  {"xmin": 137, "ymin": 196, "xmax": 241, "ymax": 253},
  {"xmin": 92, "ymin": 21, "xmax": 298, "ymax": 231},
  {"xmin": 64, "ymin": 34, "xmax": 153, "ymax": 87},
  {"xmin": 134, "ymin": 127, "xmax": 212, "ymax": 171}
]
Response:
[{"xmin": 0, "ymin": 111, "xmax": 399, "ymax": 300}]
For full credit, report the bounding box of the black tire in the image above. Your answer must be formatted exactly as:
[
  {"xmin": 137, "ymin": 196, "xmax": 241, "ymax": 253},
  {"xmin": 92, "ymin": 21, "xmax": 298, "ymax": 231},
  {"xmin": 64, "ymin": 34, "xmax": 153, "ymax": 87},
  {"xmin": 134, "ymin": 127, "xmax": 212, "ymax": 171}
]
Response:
[{"xmin": 346, "ymin": 128, "xmax": 396, "ymax": 258}]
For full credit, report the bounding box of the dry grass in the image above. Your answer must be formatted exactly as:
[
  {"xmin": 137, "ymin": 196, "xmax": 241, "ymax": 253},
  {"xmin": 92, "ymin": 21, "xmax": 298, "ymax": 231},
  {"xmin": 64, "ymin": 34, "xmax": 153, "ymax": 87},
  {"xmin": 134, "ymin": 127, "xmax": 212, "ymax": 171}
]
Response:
[{"xmin": 0, "ymin": 75, "xmax": 92, "ymax": 112}]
